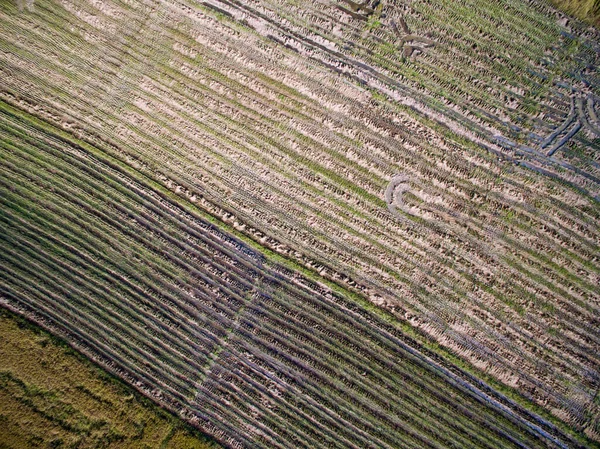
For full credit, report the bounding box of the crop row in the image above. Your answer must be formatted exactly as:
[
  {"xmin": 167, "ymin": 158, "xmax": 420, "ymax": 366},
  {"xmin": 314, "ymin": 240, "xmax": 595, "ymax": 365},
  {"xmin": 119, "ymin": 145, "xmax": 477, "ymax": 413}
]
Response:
[
  {"xmin": 1, "ymin": 93, "xmax": 589, "ymax": 447},
  {"xmin": 0, "ymin": 0, "xmax": 598, "ymax": 440}
]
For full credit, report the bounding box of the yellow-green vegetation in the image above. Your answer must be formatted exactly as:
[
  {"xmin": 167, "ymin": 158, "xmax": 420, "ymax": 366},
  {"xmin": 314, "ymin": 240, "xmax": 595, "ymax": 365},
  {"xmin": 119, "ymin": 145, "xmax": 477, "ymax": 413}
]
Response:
[
  {"xmin": 549, "ymin": 0, "xmax": 600, "ymax": 25},
  {"xmin": 0, "ymin": 309, "xmax": 221, "ymax": 449}
]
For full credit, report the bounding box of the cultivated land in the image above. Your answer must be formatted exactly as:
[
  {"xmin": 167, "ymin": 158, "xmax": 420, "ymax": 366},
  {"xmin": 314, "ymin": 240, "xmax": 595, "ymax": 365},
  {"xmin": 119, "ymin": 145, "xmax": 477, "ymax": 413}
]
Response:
[
  {"xmin": 0, "ymin": 309, "xmax": 221, "ymax": 449},
  {"xmin": 0, "ymin": 0, "xmax": 599, "ymax": 447}
]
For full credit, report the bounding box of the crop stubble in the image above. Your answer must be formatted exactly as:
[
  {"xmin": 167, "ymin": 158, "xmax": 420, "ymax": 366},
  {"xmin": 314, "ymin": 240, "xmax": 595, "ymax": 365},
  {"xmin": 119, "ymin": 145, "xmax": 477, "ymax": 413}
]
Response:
[{"xmin": 0, "ymin": 0, "xmax": 599, "ymax": 447}]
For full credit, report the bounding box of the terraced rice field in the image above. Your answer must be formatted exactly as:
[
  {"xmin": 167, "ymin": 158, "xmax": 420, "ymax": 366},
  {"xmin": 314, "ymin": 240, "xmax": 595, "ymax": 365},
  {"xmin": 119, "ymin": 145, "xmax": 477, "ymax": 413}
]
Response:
[{"xmin": 0, "ymin": 0, "xmax": 599, "ymax": 447}]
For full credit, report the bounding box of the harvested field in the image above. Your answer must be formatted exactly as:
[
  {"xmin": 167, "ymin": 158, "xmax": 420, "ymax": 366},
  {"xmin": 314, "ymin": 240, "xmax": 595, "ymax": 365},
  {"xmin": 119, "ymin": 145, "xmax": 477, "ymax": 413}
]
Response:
[{"xmin": 0, "ymin": 0, "xmax": 599, "ymax": 447}]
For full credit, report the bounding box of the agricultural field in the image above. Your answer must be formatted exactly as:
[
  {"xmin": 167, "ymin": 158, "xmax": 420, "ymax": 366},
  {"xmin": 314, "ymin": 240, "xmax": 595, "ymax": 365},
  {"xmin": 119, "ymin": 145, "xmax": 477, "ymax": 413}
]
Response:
[
  {"xmin": 0, "ymin": 308, "xmax": 221, "ymax": 449},
  {"xmin": 0, "ymin": 0, "xmax": 599, "ymax": 447}
]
